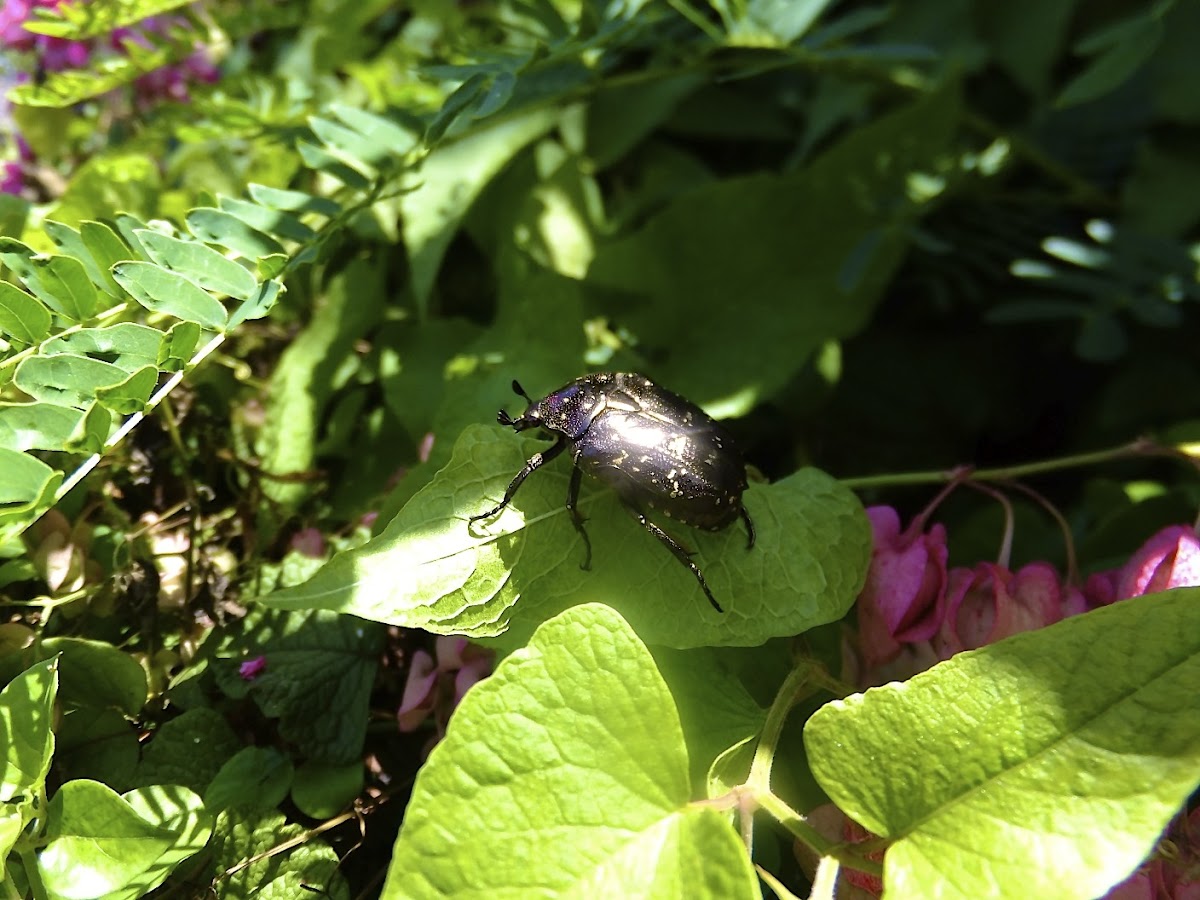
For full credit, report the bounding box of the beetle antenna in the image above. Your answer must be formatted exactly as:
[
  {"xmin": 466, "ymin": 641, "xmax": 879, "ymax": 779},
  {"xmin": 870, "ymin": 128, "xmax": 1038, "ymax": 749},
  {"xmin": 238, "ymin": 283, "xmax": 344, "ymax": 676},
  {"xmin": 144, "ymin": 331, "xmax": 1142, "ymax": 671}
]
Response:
[
  {"xmin": 511, "ymin": 380, "xmax": 533, "ymax": 404},
  {"xmin": 497, "ymin": 409, "xmax": 515, "ymax": 426}
]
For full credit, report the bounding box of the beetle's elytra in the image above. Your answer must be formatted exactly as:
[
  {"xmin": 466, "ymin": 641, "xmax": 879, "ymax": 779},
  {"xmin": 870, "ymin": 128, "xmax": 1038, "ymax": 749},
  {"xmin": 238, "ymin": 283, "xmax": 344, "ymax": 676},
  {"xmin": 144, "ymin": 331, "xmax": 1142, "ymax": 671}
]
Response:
[{"xmin": 469, "ymin": 372, "xmax": 755, "ymax": 612}]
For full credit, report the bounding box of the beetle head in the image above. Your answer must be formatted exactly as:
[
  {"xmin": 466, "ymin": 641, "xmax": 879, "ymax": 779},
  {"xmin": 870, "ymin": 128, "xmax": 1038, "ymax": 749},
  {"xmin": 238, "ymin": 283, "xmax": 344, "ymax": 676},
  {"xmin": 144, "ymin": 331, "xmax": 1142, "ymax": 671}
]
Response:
[{"xmin": 496, "ymin": 380, "xmax": 537, "ymax": 430}]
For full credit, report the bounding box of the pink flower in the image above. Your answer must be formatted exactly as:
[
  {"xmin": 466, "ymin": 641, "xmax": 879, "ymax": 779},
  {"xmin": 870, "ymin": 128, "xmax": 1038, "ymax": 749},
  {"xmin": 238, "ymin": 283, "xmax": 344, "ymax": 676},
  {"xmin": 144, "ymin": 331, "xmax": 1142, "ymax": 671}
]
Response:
[
  {"xmin": 1103, "ymin": 807, "xmax": 1200, "ymax": 899},
  {"xmin": 39, "ymin": 36, "xmax": 88, "ymax": 70},
  {"xmin": 289, "ymin": 527, "xmax": 326, "ymax": 558},
  {"xmin": 238, "ymin": 655, "xmax": 267, "ymax": 680},
  {"xmin": 0, "ymin": 0, "xmax": 36, "ymax": 48},
  {"xmin": 0, "ymin": 0, "xmax": 88, "ymax": 68},
  {"xmin": 1, "ymin": 161, "xmax": 21, "ymax": 195},
  {"xmin": 397, "ymin": 649, "xmax": 437, "ymax": 732},
  {"xmin": 935, "ymin": 562, "xmax": 1065, "ymax": 658},
  {"xmin": 856, "ymin": 506, "xmax": 949, "ymax": 667},
  {"xmin": 1117, "ymin": 525, "xmax": 1200, "ymax": 600},
  {"xmin": 397, "ymin": 637, "xmax": 494, "ymax": 736},
  {"xmin": 1082, "ymin": 569, "xmax": 1121, "ymax": 608}
]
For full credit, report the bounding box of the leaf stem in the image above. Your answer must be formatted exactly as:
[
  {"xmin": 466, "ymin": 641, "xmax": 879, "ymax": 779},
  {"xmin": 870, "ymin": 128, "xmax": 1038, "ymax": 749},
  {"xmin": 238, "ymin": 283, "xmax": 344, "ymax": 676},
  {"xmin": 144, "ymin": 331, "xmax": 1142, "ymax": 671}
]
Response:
[{"xmin": 839, "ymin": 438, "xmax": 1190, "ymax": 490}]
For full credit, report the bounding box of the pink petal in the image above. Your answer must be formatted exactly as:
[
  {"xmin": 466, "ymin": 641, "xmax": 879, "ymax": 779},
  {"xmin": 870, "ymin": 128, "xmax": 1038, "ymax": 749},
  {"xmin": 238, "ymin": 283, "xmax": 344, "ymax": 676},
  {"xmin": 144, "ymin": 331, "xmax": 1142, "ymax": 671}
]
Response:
[
  {"xmin": 239, "ymin": 655, "xmax": 267, "ymax": 680},
  {"xmin": 397, "ymin": 650, "xmax": 437, "ymax": 731},
  {"xmin": 1118, "ymin": 526, "xmax": 1200, "ymax": 600}
]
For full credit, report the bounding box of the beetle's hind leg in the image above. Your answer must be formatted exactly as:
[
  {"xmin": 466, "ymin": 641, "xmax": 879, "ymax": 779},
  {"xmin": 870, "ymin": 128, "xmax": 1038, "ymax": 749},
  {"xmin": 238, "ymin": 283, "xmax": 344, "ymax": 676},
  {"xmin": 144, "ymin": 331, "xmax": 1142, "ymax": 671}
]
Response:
[
  {"xmin": 740, "ymin": 507, "xmax": 756, "ymax": 550},
  {"xmin": 626, "ymin": 506, "xmax": 723, "ymax": 613},
  {"xmin": 565, "ymin": 464, "xmax": 593, "ymax": 570},
  {"xmin": 470, "ymin": 437, "xmax": 568, "ymax": 523}
]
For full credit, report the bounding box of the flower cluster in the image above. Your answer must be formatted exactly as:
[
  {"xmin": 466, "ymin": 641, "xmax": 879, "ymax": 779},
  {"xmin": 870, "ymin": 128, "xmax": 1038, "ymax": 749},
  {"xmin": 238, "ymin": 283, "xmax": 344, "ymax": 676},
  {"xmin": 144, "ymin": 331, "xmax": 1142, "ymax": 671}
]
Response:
[
  {"xmin": 843, "ymin": 505, "xmax": 1200, "ymax": 899},
  {"xmin": 0, "ymin": 0, "xmax": 88, "ymax": 71},
  {"xmin": 855, "ymin": 505, "xmax": 1200, "ymax": 686},
  {"xmin": 398, "ymin": 636, "xmax": 494, "ymax": 752},
  {"xmin": 1, "ymin": 0, "xmax": 219, "ymax": 195}
]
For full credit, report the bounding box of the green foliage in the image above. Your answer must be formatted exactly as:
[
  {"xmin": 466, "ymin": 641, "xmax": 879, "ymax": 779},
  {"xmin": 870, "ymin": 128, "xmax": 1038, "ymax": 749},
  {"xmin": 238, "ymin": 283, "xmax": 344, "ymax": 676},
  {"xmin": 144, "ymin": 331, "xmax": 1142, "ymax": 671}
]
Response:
[
  {"xmin": 806, "ymin": 587, "xmax": 1200, "ymax": 900},
  {"xmin": 0, "ymin": 659, "xmax": 212, "ymax": 898},
  {"xmin": 262, "ymin": 425, "xmax": 871, "ymax": 649},
  {"xmin": 2, "ymin": 0, "xmax": 1199, "ymax": 895},
  {"xmin": 383, "ymin": 604, "xmax": 762, "ymax": 899}
]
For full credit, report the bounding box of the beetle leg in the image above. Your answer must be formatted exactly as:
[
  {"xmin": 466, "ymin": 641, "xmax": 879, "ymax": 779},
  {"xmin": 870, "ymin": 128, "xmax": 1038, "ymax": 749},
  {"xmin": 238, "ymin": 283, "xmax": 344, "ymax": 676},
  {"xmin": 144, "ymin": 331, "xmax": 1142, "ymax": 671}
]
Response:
[
  {"xmin": 565, "ymin": 464, "xmax": 592, "ymax": 570},
  {"xmin": 470, "ymin": 437, "xmax": 569, "ymax": 523},
  {"xmin": 740, "ymin": 507, "xmax": 756, "ymax": 550},
  {"xmin": 626, "ymin": 506, "xmax": 724, "ymax": 613}
]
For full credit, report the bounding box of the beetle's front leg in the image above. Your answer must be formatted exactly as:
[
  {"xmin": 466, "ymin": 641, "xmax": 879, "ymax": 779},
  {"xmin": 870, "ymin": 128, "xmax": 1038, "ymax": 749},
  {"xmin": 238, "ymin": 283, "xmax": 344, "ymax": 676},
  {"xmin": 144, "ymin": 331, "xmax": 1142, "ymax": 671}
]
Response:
[
  {"xmin": 470, "ymin": 437, "xmax": 569, "ymax": 523},
  {"xmin": 565, "ymin": 464, "xmax": 592, "ymax": 570}
]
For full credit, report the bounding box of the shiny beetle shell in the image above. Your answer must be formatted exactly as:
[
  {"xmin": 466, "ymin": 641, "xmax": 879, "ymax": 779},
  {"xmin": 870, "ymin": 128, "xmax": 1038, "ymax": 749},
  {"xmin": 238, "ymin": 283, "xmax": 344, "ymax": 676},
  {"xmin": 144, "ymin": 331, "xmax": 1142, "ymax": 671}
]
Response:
[{"xmin": 469, "ymin": 372, "xmax": 756, "ymax": 612}]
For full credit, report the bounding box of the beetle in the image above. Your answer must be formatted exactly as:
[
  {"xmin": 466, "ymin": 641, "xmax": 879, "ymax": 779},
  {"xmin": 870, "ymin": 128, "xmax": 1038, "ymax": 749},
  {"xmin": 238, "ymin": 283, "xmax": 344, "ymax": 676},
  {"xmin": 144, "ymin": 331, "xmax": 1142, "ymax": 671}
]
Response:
[{"xmin": 469, "ymin": 372, "xmax": 755, "ymax": 612}]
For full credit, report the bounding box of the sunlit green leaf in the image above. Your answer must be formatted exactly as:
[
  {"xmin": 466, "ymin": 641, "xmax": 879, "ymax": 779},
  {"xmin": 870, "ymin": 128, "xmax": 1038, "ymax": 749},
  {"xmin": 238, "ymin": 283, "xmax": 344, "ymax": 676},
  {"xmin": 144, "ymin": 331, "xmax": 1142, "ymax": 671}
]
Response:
[
  {"xmin": 111, "ymin": 261, "xmax": 228, "ymax": 330},
  {"xmin": 806, "ymin": 588, "xmax": 1200, "ymax": 900}
]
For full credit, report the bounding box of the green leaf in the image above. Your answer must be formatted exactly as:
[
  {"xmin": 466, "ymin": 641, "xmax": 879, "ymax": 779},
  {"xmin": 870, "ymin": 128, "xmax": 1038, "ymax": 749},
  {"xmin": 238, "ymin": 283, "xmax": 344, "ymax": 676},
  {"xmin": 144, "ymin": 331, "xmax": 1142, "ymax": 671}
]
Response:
[
  {"xmin": 56, "ymin": 708, "xmax": 139, "ymax": 789},
  {"xmin": 24, "ymin": 0, "xmax": 195, "ymax": 38},
  {"xmin": 103, "ymin": 784, "xmax": 212, "ymax": 900},
  {"xmin": 0, "ymin": 402, "xmax": 107, "ymax": 453},
  {"xmin": 185, "ymin": 208, "xmax": 285, "ymax": 259},
  {"xmin": 978, "ymin": 0, "xmax": 1078, "ymax": 98},
  {"xmin": 53, "ymin": 156, "xmax": 160, "ymax": 225},
  {"xmin": 260, "ymin": 425, "xmax": 871, "ymax": 649},
  {"xmin": 133, "ymin": 230, "xmax": 258, "ymax": 300},
  {"xmin": 0, "ymin": 192, "xmax": 29, "ymax": 238},
  {"xmin": 585, "ymin": 87, "xmax": 959, "ymax": 401},
  {"xmin": 42, "ymin": 221, "xmax": 119, "ymax": 297},
  {"xmin": 111, "ymin": 214, "xmax": 151, "ymax": 258},
  {"xmin": 425, "ymin": 73, "xmax": 489, "ymax": 146},
  {"xmin": 14, "ymin": 353, "xmax": 133, "ymax": 408},
  {"xmin": 247, "ymin": 183, "xmax": 341, "ymax": 217},
  {"xmin": 217, "ymin": 196, "xmax": 316, "ymax": 243},
  {"xmin": 1056, "ymin": 8, "xmax": 1164, "ymax": 108},
  {"xmin": 587, "ymin": 75, "xmax": 704, "ymax": 169},
  {"xmin": 378, "ymin": 317, "xmax": 485, "ymax": 438},
  {"xmin": 402, "ymin": 106, "xmax": 558, "ymax": 314},
  {"xmin": 309, "ymin": 116, "xmax": 391, "ymax": 170},
  {"xmin": 0, "ymin": 657, "xmax": 58, "ymax": 802},
  {"xmin": 213, "ymin": 611, "xmax": 385, "ymax": 765},
  {"xmin": 96, "ymin": 365, "xmax": 157, "ymax": 414},
  {"xmin": 0, "ymin": 808, "xmax": 23, "ymax": 867},
  {"xmin": 295, "ymin": 141, "xmax": 372, "ymax": 189},
  {"xmin": 225, "ymin": 279, "xmax": 282, "ymax": 330},
  {"xmin": 0, "ymin": 450, "xmax": 61, "ymax": 523},
  {"xmin": 204, "ymin": 747, "xmax": 294, "ymax": 813},
  {"xmin": 289, "ymin": 760, "xmax": 362, "ymax": 819},
  {"xmin": 805, "ymin": 587, "xmax": 1200, "ymax": 900},
  {"xmin": 43, "ymin": 323, "xmax": 163, "ymax": 373},
  {"xmin": 132, "ymin": 708, "xmax": 240, "ymax": 793},
  {"xmin": 254, "ymin": 258, "xmax": 381, "ymax": 509},
  {"xmin": 111, "ymin": 261, "xmax": 228, "ymax": 330},
  {"xmin": 0, "ymin": 281, "xmax": 52, "ymax": 344},
  {"xmin": 37, "ymin": 779, "xmax": 174, "ymax": 900},
  {"xmin": 373, "ymin": 274, "xmax": 588, "ymax": 521},
  {"xmin": 746, "ymin": 0, "xmax": 835, "ymax": 43},
  {"xmin": 208, "ymin": 810, "xmax": 349, "ymax": 900},
  {"xmin": 158, "ymin": 320, "xmax": 200, "ymax": 371},
  {"xmin": 41, "ymin": 637, "xmax": 148, "ymax": 717},
  {"xmin": 653, "ymin": 647, "xmax": 769, "ymax": 796},
  {"xmin": 79, "ymin": 220, "xmax": 136, "ymax": 295},
  {"xmin": 330, "ymin": 104, "xmax": 419, "ymax": 158},
  {"xmin": 382, "ymin": 603, "xmax": 760, "ymax": 898},
  {"xmin": 0, "ymin": 240, "xmax": 99, "ymax": 321}
]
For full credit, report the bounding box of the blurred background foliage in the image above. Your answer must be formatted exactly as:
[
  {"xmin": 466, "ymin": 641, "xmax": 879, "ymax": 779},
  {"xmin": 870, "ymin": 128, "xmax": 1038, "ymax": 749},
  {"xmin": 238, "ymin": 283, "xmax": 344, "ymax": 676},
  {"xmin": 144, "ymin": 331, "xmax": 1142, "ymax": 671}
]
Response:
[{"xmin": 1, "ymin": 0, "xmax": 1199, "ymax": 895}]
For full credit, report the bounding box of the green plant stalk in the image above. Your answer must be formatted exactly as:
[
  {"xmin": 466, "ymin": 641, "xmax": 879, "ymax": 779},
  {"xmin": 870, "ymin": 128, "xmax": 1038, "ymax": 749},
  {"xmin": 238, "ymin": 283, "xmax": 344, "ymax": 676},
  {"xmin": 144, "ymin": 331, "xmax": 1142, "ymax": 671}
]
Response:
[
  {"xmin": 839, "ymin": 438, "xmax": 1188, "ymax": 490},
  {"xmin": 55, "ymin": 332, "xmax": 226, "ymax": 502},
  {"xmin": 738, "ymin": 661, "xmax": 885, "ymax": 878}
]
